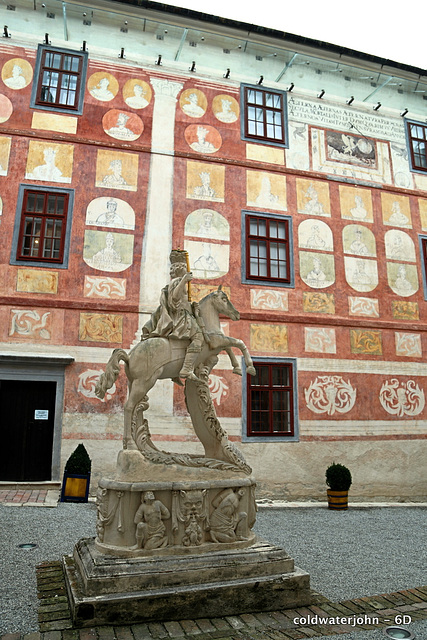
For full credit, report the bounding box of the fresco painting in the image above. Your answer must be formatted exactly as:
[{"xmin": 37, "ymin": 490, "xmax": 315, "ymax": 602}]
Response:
[
  {"xmin": 1, "ymin": 58, "xmax": 33, "ymax": 89},
  {"xmin": 343, "ymin": 225, "xmax": 376, "ymax": 257},
  {"xmin": 381, "ymin": 193, "xmax": 412, "ymax": 228},
  {"xmin": 184, "ymin": 209, "xmax": 229, "ymax": 241},
  {"xmin": 87, "ymin": 72, "xmax": 119, "ymax": 101},
  {"xmin": 384, "ymin": 230, "xmax": 415, "ymax": 262},
  {"xmin": 85, "ymin": 197, "xmax": 135, "ymax": 230},
  {"xmin": 16, "ymin": 269, "xmax": 58, "ymax": 294},
  {"xmin": 95, "ymin": 150, "xmax": 139, "ymax": 191},
  {"xmin": 212, "ymin": 94, "xmax": 239, "ymax": 123},
  {"xmin": 123, "ymin": 79, "xmax": 152, "ymax": 109},
  {"xmin": 102, "ymin": 110, "xmax": 143, "ymax": 142},
  {"xmin": 246, "ymin": 171, "xmax": 287, "ymax": 211},
  {"xmin": 296, "ymin": 179, "xmax": 330, "ymax": 216},
  {"xmin": 25, "ymin": 141, "xmax": 74, "ymax": 183},
  {"xmin": 344, "ymin": 257, "xmax": 378, "ymax": 293},
  {"xmin": 300, "ymin": 252, "xmax": 335, "ymax": 289},
  {"xmin": 302, "ymin": 292, "xmax": 335, "ymax": 314},
  {"xmin": 298, "ymin": 219, "xmax": 333, "ymax": 252},
  {"xmin": 186, "ymin": 162, "xmax": 225, "ymax": 202},
  {"xmin": 339, "ymin": 186, "xmax": 373, "ymax": 222},
  {"xmin": 250, "ymin": 324, "xmax": 288, "ymax": 353},
  {"xmin": 184, "ymin": 240, "xmax": 229, "ymax": 279},
  {"xmin": 179, "ymin": 88, "xmax": 208, "ymax": 118},
  {"xmin": 79, "ymin": 312, "xmax": 123, "ymax": 343},
  {"xmin": 83, "ymin": 230, "xmax": 134, "ymax": 272}
]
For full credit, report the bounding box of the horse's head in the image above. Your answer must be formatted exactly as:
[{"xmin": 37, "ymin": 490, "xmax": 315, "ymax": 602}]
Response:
[{"xmin": 209, "ymin": 285, "xmax": 240, "ymax": 321}]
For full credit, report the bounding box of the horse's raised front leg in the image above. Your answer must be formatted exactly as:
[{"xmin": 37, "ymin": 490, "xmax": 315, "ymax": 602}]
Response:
[
  {"xmin": 209, "ymin": 335, "xmax": 256, "ymax": 376},
  {"xmin": 225, "ymin": 347, "xmax": 242, "ymax": 376}
]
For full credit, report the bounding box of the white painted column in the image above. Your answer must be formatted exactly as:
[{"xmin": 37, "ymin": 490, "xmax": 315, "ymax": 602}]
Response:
[
  {"xmin": 132, "ymin": 78, "xmax": 183, "ymax": 415},
  {"xmin": 138, "ymin": 77, "xmax": 183, "ymax": 316}
]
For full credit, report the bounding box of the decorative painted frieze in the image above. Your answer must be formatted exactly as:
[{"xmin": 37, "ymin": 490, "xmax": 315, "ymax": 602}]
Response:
[
  {"xmin": 395, "ymin": 333, "xmax": 422, "ymax": 357},
  {"xmin": 78, "ymin": 369, "xmax": 116, "ymax": 402},
  {"xmin": 304, "ymin": 375, "xmax": 356, "ymax": 415},
  {"xmin": 9, "ymin": 309, "xmax": 51, "ymax": 339},
  {"xmin": 16, "ymin": 269, "xmax": 58, "ymax": 294},
  {"xmin": 350, "ymin": 329, "xmax": 382, "ymax": 355},
  {"xmin": 250, "ymin": 289, "xmax": 288, "ymax": 311},
  {"xmin": 304, "ymin": 327, "xmax": 336, "ymax": 354},
  {"xmin": 84, "ymin": 276, "xmax": 127, "ymax": 299},
  {"xmin": 392, "ymin": 300, "xmax": 419, "ymax": 320},
  {"xmin": 79, "ymin": 313, "xmax": 123, "ymax": 343},
  {"xmin": 208, "ymin": 374, "xmax": 229, "ymax": 406},
  {"xmin": 302, "ymin": 292, "xmax": 335, "ymax": 314},
  {"xmin": 250, "ymin": 324, "xmax": 288, "ymax": 353},
  {"xmin": 348, "ymin": 297, "xmax": 379, "ymax": 317},
  {"xmin": 379, "ymin": 379, "xmax": 425, "ymax": 417}
]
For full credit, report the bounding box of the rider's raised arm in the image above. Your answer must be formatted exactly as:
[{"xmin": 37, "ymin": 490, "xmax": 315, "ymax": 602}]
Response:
[{"xmin": 171, "ymin": 271, "xmax": 192, "ymax": 304}]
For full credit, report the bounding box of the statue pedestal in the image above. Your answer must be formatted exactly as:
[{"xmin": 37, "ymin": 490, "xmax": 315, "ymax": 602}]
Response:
[
  {"xmin": 64, "ymin": 538, "xmax": 310, "ymax": 627},
  {"xmin": 63, "ymin": 451, "xmax": 311, "ymax": 627}
]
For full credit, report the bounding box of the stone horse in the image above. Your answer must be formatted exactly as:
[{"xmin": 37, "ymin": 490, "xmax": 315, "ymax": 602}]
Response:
[{"xmin": 95, "ymin": 287, "xmax": 256, "ymax": 450}]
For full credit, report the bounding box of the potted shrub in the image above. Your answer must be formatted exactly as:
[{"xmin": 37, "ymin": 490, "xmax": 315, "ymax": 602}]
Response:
[
  {"xmin": 61, "ymin": 443, "xmax": 91, "ymax": 503},
  {"xmin": 325, "ymin": 462, "xmax": 352, "ymax": 510}
]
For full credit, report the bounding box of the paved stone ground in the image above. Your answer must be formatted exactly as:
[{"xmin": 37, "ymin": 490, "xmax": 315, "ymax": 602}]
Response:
[
  {"xmin": 0, "ymin": 490, "xmax": 59, "ymax": 507},
  {"xmin": 1, "ymin": 560, "xmax": 422, "ymax": 640}
]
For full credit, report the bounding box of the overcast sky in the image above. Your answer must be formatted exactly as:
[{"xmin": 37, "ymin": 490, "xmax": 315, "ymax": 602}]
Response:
[{"xmin": 167, "ymin": 0, "xmax": 425, "ymax": 71}]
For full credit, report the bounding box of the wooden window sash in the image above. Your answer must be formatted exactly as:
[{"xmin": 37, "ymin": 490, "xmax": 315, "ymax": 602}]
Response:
[{"xmin": 17, "ymin": 190, "xmax": 68, "ymax": 263}]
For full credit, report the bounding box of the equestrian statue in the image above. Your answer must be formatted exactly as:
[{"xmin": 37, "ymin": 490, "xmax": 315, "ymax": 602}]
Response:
[{"xmin": 95, "ymin": 249, "xmax": 256, "ymax": 474}]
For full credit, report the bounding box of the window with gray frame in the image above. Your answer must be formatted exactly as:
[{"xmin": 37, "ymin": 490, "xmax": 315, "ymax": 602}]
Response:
[
  {"xmin": 30, "ymin": 44, "xmax": 88, "ymax": 115},
  {"xmin": 10, "ymin": 185, "xmax": 74, "ymax": 269}
]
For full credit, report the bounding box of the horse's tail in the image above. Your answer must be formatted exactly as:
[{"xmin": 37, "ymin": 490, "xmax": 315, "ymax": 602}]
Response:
[{"xmin": 95, "ymin": 348, "xmax": 129, "ymax": 399}]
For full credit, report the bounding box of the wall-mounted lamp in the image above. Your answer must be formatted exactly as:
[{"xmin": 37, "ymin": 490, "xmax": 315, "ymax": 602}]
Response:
[
  {"xmin": 373, "ymin": 101, "xmax": 381, "ymax": 111},
  {"xmin": 223, "ymin": 68, "xmax": 230, "ymax": 79},
  {"xmin": 44, "ymin": 33, "xmax": 50, "ymax": 44},
  {"xmin": 118, "ymin": 47, "xmax": 125, "ymax": 59},
  {"xmin": 400, "ymin": 108, "xmax": 408, "ymax": 117},
  {"xmin": 346, "ymin": 96, "xmax": 354, "ymax": 105},
  {"xmin": 266, "ymin": 52, "xmax": 277, "ymax": 58},
  {"xmin": 81, "ymin": 40, "xmax": 87, "ymax": 51},
  {"xmin": 3, "ymin": 25, "xmax": 10, "ymax": 38},
  {"xmin": 317, "ymin": 89, "xmax": 325, "ymax": 99},
  {"xmin": 287, "ymin": 82, "xmax": 294, "ymax": 92},
  {"xmin": 257, "ymin": 75, "xmax": 263, "ymax": 85},
  {"xmin": 189, "ymin": 61, "xmax": 196, "ymax": 72},
  {"xmin": 155, "ymin": 54, "xmax": 162, "ymax": 66}
]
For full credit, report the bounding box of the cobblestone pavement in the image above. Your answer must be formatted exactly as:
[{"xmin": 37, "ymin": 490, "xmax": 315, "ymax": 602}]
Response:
[{"xmin": 1, "ymin": 560, "xmax": 423, "ymax": 640}]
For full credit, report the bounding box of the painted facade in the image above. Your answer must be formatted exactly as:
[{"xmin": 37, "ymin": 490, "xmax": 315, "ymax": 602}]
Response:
[{"xmin": 0, "ymin": 0, "xmax": 426, "ymax": 501}]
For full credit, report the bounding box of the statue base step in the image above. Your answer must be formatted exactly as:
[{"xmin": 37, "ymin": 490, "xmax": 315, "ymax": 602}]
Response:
[{"xmin": 63, "ymin": 537, "xmax": 311, "ymax": 627}]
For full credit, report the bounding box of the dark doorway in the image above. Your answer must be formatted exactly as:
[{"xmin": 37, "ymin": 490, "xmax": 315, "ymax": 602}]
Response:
[{"xmin": 0, "ymin": 379, "xmax": 56, "ymax": 481}]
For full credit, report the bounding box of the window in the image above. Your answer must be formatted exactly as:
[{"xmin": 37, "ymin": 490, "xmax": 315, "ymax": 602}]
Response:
[
  {"xmin": 30, "ymin": 45, "xmax": 88, "ymax": 114},
  {"xmin": 241, "ymin": 84, "xmax": 288, "ymax": 147},
  {"xmin": 245, "ymin": 359, "xmax": 298, "ymax": 440},
  {"xmin": 11, "ymin": 185, "xmax": 74, "ymax": 268},
  {"xmin": 407, "ymin": 120, "xmax": 427, "ymax": 173},
  {"xmin": 242, "ymin": 211, "xmax": 294, "ymax": 286}
]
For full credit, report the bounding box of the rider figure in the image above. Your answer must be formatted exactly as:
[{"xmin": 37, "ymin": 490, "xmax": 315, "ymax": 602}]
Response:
[{"xmin": 141, "ymin": 249, "xmax": 204, "ymax": 382}]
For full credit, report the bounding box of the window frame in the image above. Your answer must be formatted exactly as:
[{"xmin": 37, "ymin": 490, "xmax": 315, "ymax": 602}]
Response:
[
  {"xmin": 11, "ymin": 185, "xmax": 74, "ymax": 269},
  {"xmin": 240, "ymin": 83, "xmax": 288, "ymax": 148},
  {"xmin": 241, "ymin": 210, "xmax": 294, "ymax": 287},
  {"xmin": 30, "ymin": 44, "xmax": 88, "ymax": 115},
  {"xmin": 242, "ymin": 357, "xmax": 299, "ymax": 442},
  {"xmin": 406, "ymin": 119, "xmax": 427, "ymax": 174}
]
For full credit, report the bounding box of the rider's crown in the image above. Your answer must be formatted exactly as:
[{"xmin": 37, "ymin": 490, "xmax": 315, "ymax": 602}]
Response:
[{"xmin": 170, "ymin": 249, "xmax": 188, "ymax": 264}]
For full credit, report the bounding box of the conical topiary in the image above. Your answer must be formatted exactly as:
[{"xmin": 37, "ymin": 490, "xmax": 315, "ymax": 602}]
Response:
[{"xmin": 65, "ymin": 443, "xmax": 91, "ymax": 475}]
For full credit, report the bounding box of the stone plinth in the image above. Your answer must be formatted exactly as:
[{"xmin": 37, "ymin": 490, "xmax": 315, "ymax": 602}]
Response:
[
  {"xmin": 64, "ymin": 537, "xmax": 311, "ymax": 627},
  {"xmin": 63, "ymin": 451, "xmax": 311, "ymax": 627}
]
